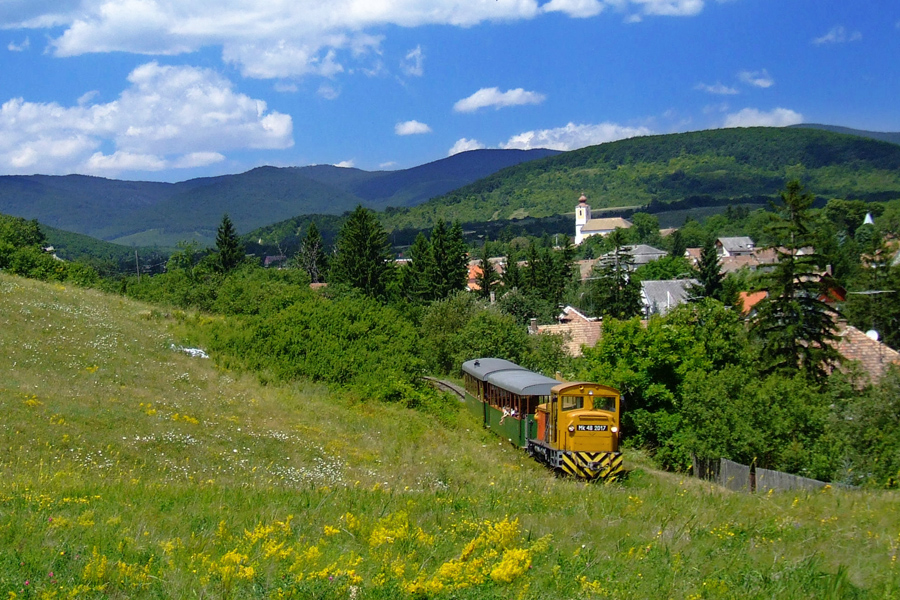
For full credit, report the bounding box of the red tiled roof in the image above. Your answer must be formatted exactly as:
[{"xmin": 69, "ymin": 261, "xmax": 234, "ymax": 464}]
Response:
[
  {"xmin": 833, "ymin": 324, "xmax": 900, "ymax": 383},
  {"xmin": 738, "ymin": 291, "xmax": 767, "ymax": 315},
  {"xmin": 536, "ymin": 306, "xmax": 602, "ymax": 357}
]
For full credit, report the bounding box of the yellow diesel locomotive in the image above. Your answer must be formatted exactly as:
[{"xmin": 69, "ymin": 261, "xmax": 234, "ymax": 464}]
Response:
[{"xmin": 462, "ymin": 358, "xmax": 624, "ymax": 481}]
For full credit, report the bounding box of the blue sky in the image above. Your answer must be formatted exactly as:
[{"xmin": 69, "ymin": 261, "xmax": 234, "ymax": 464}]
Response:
[{"xmin": 0, "ymin": 0, "xmax": 897, "ymax": 182}]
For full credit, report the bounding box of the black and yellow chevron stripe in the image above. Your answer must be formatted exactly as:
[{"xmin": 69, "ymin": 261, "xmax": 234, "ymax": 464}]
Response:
[{"xmin": 560, "ymin": 452, "xmax": 624, "ymax": 481}]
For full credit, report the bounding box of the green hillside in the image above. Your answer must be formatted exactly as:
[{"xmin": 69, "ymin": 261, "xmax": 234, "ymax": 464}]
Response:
[
  {"xmin": 40, "ymin": 223, "xmax": 169, "ymax": 275},
  {"xmin": 0, "ymin": 150, "xmax": 557, "ymax": 248},
  {"xmin": 2, "ymin": 273, "xmax": 900, "ymax": 598},
  {"xmin": 381, "ymin": 127, "xmax": 900, "ymax": 230}
]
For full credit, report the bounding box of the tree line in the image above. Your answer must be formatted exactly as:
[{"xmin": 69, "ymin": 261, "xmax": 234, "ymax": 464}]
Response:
[{"xmin": 4, "ymin": 180, "xmax": 900, "ymax": 487}]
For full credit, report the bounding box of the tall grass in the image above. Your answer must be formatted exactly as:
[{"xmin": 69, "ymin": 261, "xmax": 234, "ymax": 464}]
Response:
[{"xmin": 1, "ymin": 272, "xmax": 898, "ymax": 598}]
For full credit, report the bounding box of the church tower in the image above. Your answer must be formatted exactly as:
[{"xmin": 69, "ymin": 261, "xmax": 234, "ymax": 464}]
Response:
[{"xmin": 574, "ymin": 194, "xmax": 591, "ymax": 245}]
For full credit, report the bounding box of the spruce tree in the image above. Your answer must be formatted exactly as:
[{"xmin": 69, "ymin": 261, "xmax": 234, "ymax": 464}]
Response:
[
  {"xmin": 669, "ymin": 229, "xmax": 687, "ymax": 260},
  {"xmin": 298, "ymin": 221, "xmax": 328, "ymax": 283},
  {"xmin": 447, "ymin": 221, "xmax": 470, "ymax": 293},
  {"xmin": 590, "ymin": 229, "xmax": 641, "ymax": 320},
  {"xmin": 693, "ymin": 235, "xmax": 724, "ymax": 301},
  {"xmin": 402, "ymin": 232, "xmax": 433, "ymax": 302},
  {"xmin": 474, "ymin": 244, "xmax": 498, "ymax": 300},
  {"xmin": 751, "ymin": 181, "xmax": 840, "ymax": 379},
  {"xmin": 329, "ymin": 205, "xmax": 395, "ymax": 300},
  {"xmin": 502, "ymin": 249, "xmax": 523, "ymax": 291},
  {"xmin": 426, "ymin": 219, "xmax": 468, "ymax": 300},
  {"xmin": 215, "ymin": 213, "xmax": 244, "ymax": 273}
]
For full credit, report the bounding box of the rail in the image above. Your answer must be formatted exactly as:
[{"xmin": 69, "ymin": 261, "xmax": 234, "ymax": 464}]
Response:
[{"xmin": 422, "ymin": 376, "xmax": 465, "ymax": 401}]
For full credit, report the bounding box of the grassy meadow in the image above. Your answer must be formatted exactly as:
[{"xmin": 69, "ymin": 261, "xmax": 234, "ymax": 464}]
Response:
[{"xmin": 1, "ymin": 272, "xmax": 900, "ymax": 599}]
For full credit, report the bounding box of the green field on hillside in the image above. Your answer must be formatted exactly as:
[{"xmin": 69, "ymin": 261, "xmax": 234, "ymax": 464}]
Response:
[{"xmin": 2, "ymin": 273, "xmax": 899, "ymax": 599}]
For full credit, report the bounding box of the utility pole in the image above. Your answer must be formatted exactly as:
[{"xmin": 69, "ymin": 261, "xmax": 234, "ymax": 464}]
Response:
[{"xmin": 135, "ymin": 250, "xmax": 141, "ymax": 281}]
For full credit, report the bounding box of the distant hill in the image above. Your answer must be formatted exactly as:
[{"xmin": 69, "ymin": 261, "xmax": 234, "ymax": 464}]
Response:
[
  {"xmin": 379, "ymin": 126, "xmax": 900, "ymax": 231},
  {"xmin": 0, "ymin": 148, "xmax": 559, "ymax": 248},
  {"xmin": 789, "ymin": 123, "xmax": 900, "ymax": 146}
]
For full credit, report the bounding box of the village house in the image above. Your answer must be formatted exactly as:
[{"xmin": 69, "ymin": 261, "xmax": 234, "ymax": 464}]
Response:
[
  {"xmin": 641, "ymin": 279, "xmax": 699, "ymax": 317},
  {"xmin": 532, "ymin": 305, "xmax": 602, "ymax": 357},
  {"xmin": 716, "ymin": 236, "xmax": 755, "ymax": 256}
]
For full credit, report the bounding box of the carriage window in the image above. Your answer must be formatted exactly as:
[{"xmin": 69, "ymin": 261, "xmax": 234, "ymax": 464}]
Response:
[
  {"xmin": 560, "ymin": 395, "xmax": 584, "ymax": 411},
  {"xmin": 591, "ymin": 396, "xmax": 617, "ymax": 412}
]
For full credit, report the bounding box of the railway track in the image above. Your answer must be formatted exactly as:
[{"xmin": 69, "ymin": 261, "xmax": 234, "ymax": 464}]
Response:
[{"xmin": 422, "ymin": 376, "xmax": 465, "ymax": 401}]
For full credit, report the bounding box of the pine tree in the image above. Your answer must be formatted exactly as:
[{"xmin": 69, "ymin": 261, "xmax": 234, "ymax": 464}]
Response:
[
  {"xmin": 329, "ymin": 205, "xmax": 395, "ymax": 300},
  {"xmin": 402, "ymin": 232, "xmax": 433, "ymax": 302},
  {"xmin": 215, "ymin": 213, "xmax": 244, "ymax": 273},
  {"xmin": 590, "ymin": 229, "xmax": 641, "ymax": 320},
  {"xmin": 669, "ymin": 229, "xmax": 687, "ymax": 260},
  {"xmin": 751, "ymin": 181, "xmax": 840, "ymax": 379},
  {"xmin": 524, "ymin": 242, "xmax": 545, "ymax": 296},
  {"xmin": 693, "ymin": 235, "xmax": 724, "ymax": 301},
  {"xmin": 447, "ymin": 221, "xmax": 470, "ymax": 293},
  {"xmin": 298, "ymin": 221, "xmax": 328, "ymax": 283},
  {"xmin": 502, "ymin": 249, "xmax": 523, "ymax": 291},
  {"xmin": 474, "ymin": 244, "xmax": 498, "ymax": 300},
  {"xmin": 426, "ymin": 219, "xmax": 468, "ymax": 300}
]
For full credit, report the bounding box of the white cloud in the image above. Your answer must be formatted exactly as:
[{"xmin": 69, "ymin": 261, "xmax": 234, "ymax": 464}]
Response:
[
  {"xmin": 7, "ymin": 37, "xmax": 29, "ymax": 52},
  {"xmin": 448, "ymin": 138, "xmax": 485, "ymax": 155},
  {"xmin": 77, "ymin": 90, "xmax": 99, "ymax": 105},
  {"xmin": 173, "ymin": 152, "xmax": 226, "ymax": 168},
  {"xmin": 813, "ymin": 25, "xmax": 862, "ymax": 45},
  {"xmin": 628, "ymin": 0, "xmax": 704, "ymax": 17},
  {"xmin": 542, "ymin": 0, "xmax": 605, "ymax": 18},
  {"xmin": 0, "ymin": 62, "xmax": 292, "ymax": 176},
  {"xmin": 317, "ymin": 83, "xmax": 340, "ymax": 100},
  {"xmin": 395, "ymin": 120, "xmax": 432, "ymax": 135},
  {"xmin": 401, "ymin": 45, "xmax": 425, "ymax": 77},
  {"xmin": 13, "ymin": 1, "xmax": 546, "ymax": 79},
  {"xmin": 454, "ymin": 87, "xmax": 546, "ymax": 113},
  {"xmin": 695, "ymin": 82, "xmax": 738, "ymax": 95},
  {"xmin": 85, "ymin": 151, "xmax": 167, "ymax": 172},
  {"xmin": 501, "ymin": 121, "xmax": 652, "ymax": 151},
  {"xmin": 1, "ymin": 1, "xmax": 721, "ymax": 79},
  {"xmin": 737, "ymin": 69, "xmax": 773, "ymax": 88},
  {"xmin": 334, "ymin": 160, "xmax": 355, "ymax": 168},
  {"xmin": 723, "ymin": 107, "xmax": 803, "ymax": 128},
  {"xmin": 702, "ymin": 102, "xmax": 729, "ymax": 115}
]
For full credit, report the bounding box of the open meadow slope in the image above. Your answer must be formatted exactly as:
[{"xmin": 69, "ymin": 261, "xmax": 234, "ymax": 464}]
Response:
[{"xmin": 1, "ymin": 273, "xmax": 900, "ymax": 599}]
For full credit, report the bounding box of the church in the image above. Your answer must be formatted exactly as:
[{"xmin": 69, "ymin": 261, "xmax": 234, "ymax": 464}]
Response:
[{"xmin": 574, "ymin": 194, "xmax": 632, "ymax": 244}]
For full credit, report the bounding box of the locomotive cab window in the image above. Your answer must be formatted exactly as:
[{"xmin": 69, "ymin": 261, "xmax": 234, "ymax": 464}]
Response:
[
  {"xmin": 591, "ymin": 396, "xmax": 617, "ymax": 413},
  {"xmin": 560, "ymin": 395, "xmax": 584, "ymax": 411}
]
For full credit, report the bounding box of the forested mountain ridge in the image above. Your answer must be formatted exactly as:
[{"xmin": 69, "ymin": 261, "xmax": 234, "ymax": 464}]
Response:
[
  {"xmin": 380, "ymin": 127, "xmax": 900, "ymax": 230},
  {"xmin": 0, "ymin": 148, "xmax": 558, "ymax": 248},
  {"xmin": 789, "ymin": 123, "xmax": 900, "ymax": 146}
]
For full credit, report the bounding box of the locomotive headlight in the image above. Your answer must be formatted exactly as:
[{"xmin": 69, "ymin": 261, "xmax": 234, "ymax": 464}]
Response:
[
  {"xmin": 611, "ymin": 427, "xmax": 618, "ymax": 433},
  {"xmin": 568, "ymin": 425, "xmax": 575, "ymax": 433}
]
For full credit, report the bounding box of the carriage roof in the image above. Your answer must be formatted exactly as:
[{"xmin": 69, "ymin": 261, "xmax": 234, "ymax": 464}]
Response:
[
  {"xmin": 485, "ymin": 369, "xmax": 560, "ymax": 397},
  {"xmin": 461, "ymin": 358, "xmax": 529, "ymax": 382}
]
